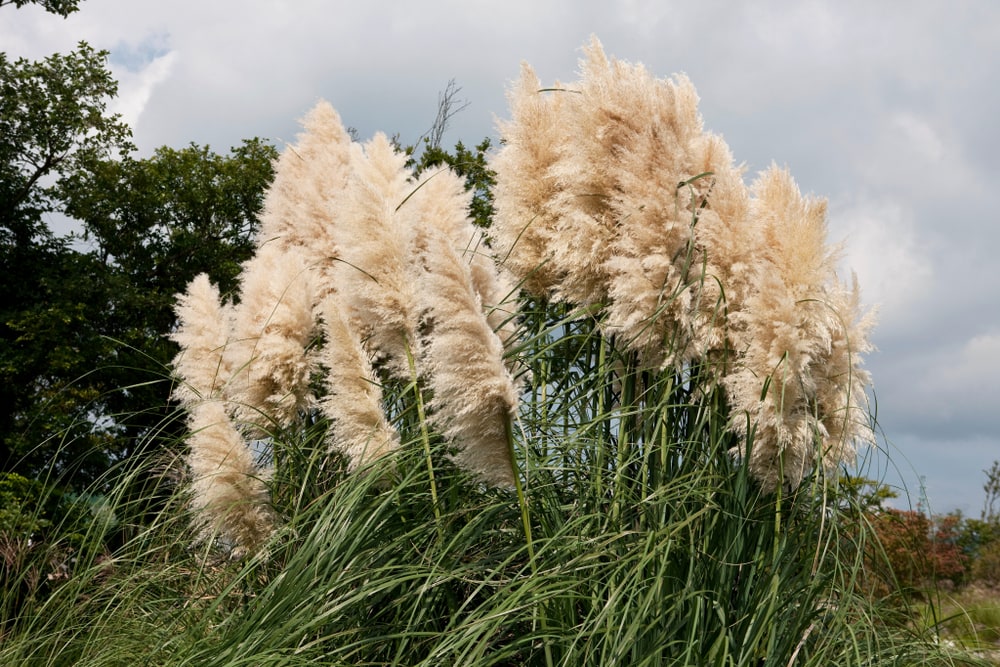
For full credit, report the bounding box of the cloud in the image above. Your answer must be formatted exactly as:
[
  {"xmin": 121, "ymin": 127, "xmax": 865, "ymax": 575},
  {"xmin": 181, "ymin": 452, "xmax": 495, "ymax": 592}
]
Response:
[
  {"xmin": 934, "ymin": 333, "xmax": 1000, "ymax": 425},
  {"xmin": 829, "ymin": 197, "xmax": 933, "ymax": 335},
  {"xmin": 109, "ymin": 49, "xmax": 177, "ymax": 134}
]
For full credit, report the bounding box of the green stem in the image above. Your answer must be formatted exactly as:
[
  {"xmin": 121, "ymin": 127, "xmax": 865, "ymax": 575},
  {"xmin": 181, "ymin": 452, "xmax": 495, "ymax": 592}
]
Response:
[
  {"xmin": 506, "ymin": 414, "xmax": 553, "ymax": 667},
  {"xmin": 405, "ymin": 342, "xmax": 441, "ymax": 536}
]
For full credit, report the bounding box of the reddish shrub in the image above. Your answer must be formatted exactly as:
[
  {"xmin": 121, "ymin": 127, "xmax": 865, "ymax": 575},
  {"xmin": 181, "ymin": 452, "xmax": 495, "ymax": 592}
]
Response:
[{"xmin": 868, "ymin": 509, "xmax": 968, "ymax": 591}]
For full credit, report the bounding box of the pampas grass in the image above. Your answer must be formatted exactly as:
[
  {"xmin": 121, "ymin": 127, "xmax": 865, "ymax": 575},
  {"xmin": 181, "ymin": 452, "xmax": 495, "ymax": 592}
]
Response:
[
  {"xmin": 184, "ymin": 399, "xmax": 275, "ymax": 551},
  {"xmin": 226, "ymin": 242, "xmax": 318, "ymax": 429},
  {"xmin": 492, "ymin": 36, "xmax": 874, "ymax": 492},
  {"xmin": 170, "ymin": 103, "xmax": 521, "ymax": 553},
  {"xmin": 318, "ymin": 296, "xmax": 400, "ymax": 467},
  {"xmin": 412, "ymin": 225, "xmax": 518, "ymax": 486},
  {"xmin": 256, "ymin": 101, "xmax": 352, "ymax": 298}
]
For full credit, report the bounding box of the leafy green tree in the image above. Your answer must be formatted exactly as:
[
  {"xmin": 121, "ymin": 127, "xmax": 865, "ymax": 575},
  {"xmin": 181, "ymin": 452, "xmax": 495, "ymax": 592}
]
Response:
[
  {"xmin": 837, "ymin": 473, "xmax": 899, "ymax": 513},
  {"xmin": 0, "ymin": 0, "xmax": 81, "ymax": 17},
  {"xmin": 0, "ymin": 43, "xmax": 132, "ymax": 243},
  {"xmin": 1, "ymin": 40, "xmax": 278, "ymax": 487},
  {"xmin": 951, "ymin": 461, "xmax": 1000, "ymax": 585},
  {"xmin": 59, "ymin": 140, "xmax": 278, "ymax": 464},
  {"xmin": 0, "ymin": 43, "xmax": 132, "ymax": 481}
]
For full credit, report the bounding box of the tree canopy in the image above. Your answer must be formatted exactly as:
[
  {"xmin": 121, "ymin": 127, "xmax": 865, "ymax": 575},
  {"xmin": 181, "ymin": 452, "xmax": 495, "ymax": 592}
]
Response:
[
  {"xmin": 0, "ymin": 40, "xmax": 277, "ymax": 486},
  {"xmin": 0, "ymin": 0, "xmax": 82, "ymax": 17}
]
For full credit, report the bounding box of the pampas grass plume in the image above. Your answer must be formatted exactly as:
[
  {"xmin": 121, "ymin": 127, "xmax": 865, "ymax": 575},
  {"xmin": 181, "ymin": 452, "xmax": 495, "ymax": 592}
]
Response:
[
  {"xmin": 257, "ymin": 101, "xmax": 352, "ymax": 298},
  {"xmin": 413, "ymin": 226, "xmax": 518, "ymax": 486},
  {"xmin": 319, "ymin": 296, "xmax": 400, "ymax": 467},
  {"xmin": 186, "ymin": 399, "xmax": 275, "ymax": 554},
  {"xmin": 227, "ymin": 242, "xmax": 318, "ymax": 429},
  {"xmin": 335, "ymin": 133, "xmax": 419, "ymax": 374},
  {"xmin": 170, "ymin": 273, "xmax": 233, "ymax": 406}
]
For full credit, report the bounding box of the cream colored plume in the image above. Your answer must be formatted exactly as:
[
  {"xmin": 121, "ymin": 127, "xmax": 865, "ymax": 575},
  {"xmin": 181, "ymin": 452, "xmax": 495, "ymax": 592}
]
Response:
[
  {"xmin": 723, "ymin": 166, "xmax": 868, "ymax": 491},
  {"xmin": 404, "ymin": 165, "xmax": 522, "ymax": 355},
  {"xmin": 170, "ymin": 273, "xmax": 233, "ymax": 406},
  {"xmin": 226, "ymin": 242, "xmax": 318, "ymax": 430},
  {"xmin": 335, "ymin": 133, "xmax": 420, "ymax": 375},
  {"xmin": 813, "ymin": 276, "xmax": 876, "ymax": 471},
  {"xmin": 185, "ymin": 399, "xmax": 275, "ymax": 554},
  {"xmin": 319, "ymin": 296, "xmax": 400, "ymax": 467},
  {"xmin": 257, "ymin": 101, "xmax": 353, "ymax": 299},
  {"xmin": 412, "ymin": 225, "xmax": 518, "ymax": 486},
  {"xmin": 492, "ymin": 38, "xmax": 756, "ymax": 367},
  {"xmin": 689, "ymin": 135, "xmax": 756, "ymax": 356},
  {"xmin": 491, "ymin": 63, "xmax": 572, "ymax": 297}
]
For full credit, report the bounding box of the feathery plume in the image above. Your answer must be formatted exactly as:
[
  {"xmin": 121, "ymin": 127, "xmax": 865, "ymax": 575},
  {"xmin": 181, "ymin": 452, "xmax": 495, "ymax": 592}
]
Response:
[
  {"xmin": 412, "ymin": 225, "xmax": 518, "ymax": 486},
  {"xmin": 257, "ymin": 101, "xmax": 352, "ymax": 299},
  {"xmin": 813, "ymin": 276, "xmax": 876, "ymax": 470},
  {"xmin": 724, "ymin": 166, "xmax": 861, "ymax": 491},
  {"xmin": 186, "ymin": 399, "xmax": 274, "ymax": 555},
  {"xmin": 587, "ymin": 55, "xmax": 710, "ymax": 365},
  {"xmin": 493, "ymin": 38, "xmax": 756, "ymax": 368},
  {"xmin": 688, "ymin": 134, "xmax": 756, "ymax": 359},
  {"xmin": 226, "ymin": 242, "xmax": 318, "ymax": 429},
  {"xmin": 170, "ymin": 273, "xmax": 233, "ymax": 406},
  {"xmin": 335, "ymin": 133, "xmax": 419, "ymax": 375},
  {"xmin": 318, "ymin": 296, "xmax": 400, "ymax": 467},
  {"xmin": 491, "ymin": 63, "xmax": 572, "ymax": 297},
  {"xmin": 405, "ymin": 165, "xmax": 522, "ymax": 356}
]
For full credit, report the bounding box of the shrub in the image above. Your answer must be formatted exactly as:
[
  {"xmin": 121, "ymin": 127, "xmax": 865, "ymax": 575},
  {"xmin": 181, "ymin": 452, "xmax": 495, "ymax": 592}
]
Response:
[{"xmin": 866, "ymin": 509, "xmax": 968, "ymax": 594}]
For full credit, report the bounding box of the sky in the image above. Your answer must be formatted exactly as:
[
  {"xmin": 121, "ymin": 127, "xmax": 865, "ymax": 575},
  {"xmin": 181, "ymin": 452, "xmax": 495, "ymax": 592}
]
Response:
[{"xmin": 3, "ymin": 0, "xmax": 998, "ymax": 516}]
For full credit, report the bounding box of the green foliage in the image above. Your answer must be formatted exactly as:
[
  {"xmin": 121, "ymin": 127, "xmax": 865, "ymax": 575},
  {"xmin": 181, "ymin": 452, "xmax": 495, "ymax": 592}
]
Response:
[
  {"xmin": 971, "ymin": 541, "xmax": 1000, "ymax": 586},
  {"xmin": 0, "ymin": 471, "xmax": 108, "ymax": 627},
  {"xmin": 57, "ymin": 139, "xmax": 279, "ymax": 468},
  {"xmin": 0, "ymin": 42, "xmax": 132, "ymax": 479},
  {"xmin": 837, "ymin": 474, "xmax": 899, "ymax": 513},
  {"xmin": 0, "ymin": 43, "xmax": 132, "ymax": 242},
  {"xmin": 1, "ymin": 130, "xmax": 277, "ymax": 486},
  {"xmin": 0, "ymin": 472, "xmax": 54, "ymax": 537},
  {"xmin": 0, "ymin": 0, "xmax": 81, "ymax": 17}
]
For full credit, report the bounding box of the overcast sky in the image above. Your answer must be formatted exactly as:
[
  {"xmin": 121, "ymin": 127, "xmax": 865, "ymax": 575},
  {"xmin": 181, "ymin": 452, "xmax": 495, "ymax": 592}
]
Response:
[{"xmin": 4, "ymin": 0, "xmax": 998, "ymax": 515}]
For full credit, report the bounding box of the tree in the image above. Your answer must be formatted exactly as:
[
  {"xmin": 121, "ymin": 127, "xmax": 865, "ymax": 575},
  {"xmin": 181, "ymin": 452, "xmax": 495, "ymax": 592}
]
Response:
[
  {"xmin": 0, "ymin": 43, "xmax": 132, "ymax": 243},
  {"xmin": 866, "ymin": 509, "xmax": 968, "ymax": 593},
  {"xmin": 0, "ymin": 43, "xmax": 132, "ymax": 481},
  {"xmin": 0, "ymin": 0, "xmax": 81, "ymax": 17},
  {"xmin": 1, "ymin": 40, "xmax": 278, "ymax": 487},
  {"xmin": 59, "ymin": 140, "xmax": 278, "ymax": 465},
  {"xmin": 982, "ymin": 460, "xmax": 1000, "ymax": 521}
]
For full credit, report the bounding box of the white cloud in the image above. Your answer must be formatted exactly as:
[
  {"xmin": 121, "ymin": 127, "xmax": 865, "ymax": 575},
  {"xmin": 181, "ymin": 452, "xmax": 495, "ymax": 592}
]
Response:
[
  {"xmin": 890, "ymin": 112, "xmax": 946, "ymax": 162},
  {"xmin": 937, "ymin": 333, "xmax": 1000, "ymax": 410},
  {"xmin": 830, "ymin": 197, "xmax": 933, "ymax": 333},
  {"xmin": 109, "ymin": 50, "xmax": 177, "ymax": 133}
]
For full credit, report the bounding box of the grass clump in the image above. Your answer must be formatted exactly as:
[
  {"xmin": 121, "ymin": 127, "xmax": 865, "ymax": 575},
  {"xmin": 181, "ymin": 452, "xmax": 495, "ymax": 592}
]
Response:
[{"xmin": 0, "ymin": 307, "xmax": 981, "ymax": 666}]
